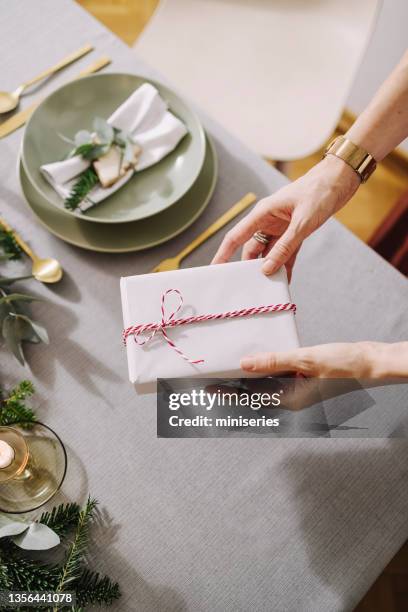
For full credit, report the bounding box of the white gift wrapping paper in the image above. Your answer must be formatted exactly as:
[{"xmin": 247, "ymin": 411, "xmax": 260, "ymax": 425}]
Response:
[{"xmin": 120, "ymin": 259, "xmax": 300, "ymax": 388}]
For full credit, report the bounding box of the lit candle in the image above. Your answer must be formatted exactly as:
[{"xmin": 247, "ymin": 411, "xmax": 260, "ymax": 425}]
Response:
[{"xmin": 0, "ymin": 439, "xmax": 15, "ymax": 469}]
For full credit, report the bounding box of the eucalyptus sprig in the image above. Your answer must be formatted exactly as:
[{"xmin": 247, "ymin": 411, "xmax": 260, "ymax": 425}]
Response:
[
  {"xmin": 0, "ymin": 282, "xmax": 48, "ymax": 365},
  {"xmin": 0, "ymin": 223, "xmax": 49, "ymax": 364},
  {"xmin": 62, "ymin": 117, "xmax": 136, "ymax": 165},
  {"xmin": 60, "ymin": 117, "xmax": 137, "ymax": 211}
]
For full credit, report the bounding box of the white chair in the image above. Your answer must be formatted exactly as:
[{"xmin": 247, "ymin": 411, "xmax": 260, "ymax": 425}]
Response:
[{"xmin": 135, "ymin": 0, "xmax": 382, "ymax": 160}]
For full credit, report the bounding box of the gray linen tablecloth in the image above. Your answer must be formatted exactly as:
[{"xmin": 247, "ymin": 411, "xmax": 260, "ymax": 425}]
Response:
[{"xmin": 1, "ymin": 1, "xmax": 407, "ymax": 610}]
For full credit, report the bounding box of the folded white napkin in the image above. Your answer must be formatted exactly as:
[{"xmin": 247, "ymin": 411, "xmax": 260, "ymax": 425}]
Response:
[{"xmin": 40, "ymin": 83, "xmax": 188, "ymax": 211}]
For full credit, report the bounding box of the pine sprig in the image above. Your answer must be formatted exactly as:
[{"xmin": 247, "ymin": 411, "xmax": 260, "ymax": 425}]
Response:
[
  {"xmin": 6, "ymin": 556, "xmax": 60, "ymax": 591},
  {"xmin": 0, "ymin": 551, "xmax": 11, "ymax": 590},
  {"xmin": 0, "ymin": 227, "xmax": 22, "ymax": 260},
  {"xmin": 73, "ymin": 143, "xmax": 108, "ymax": 161},
  {"xmin": 64, "ymin": 167, "xmax": 99, "ymax": 211},
  {"xmin": 54, "ymin": 497, "xmax": 98, "ymax": 599},
  {"xmin": 0, "ymin": 379, "xmax": 36, "ymax": 427},
  {"xmin": 39, "ymin": 502, "xmax": 81, "ymax": 538},
  {"xmin": 5, "ymin": 379, "xmax": 34, "ymax": 402},
  {"xmin": 0, "ymin": 496, "xmax": 121, "ymax": 610},
  {"xmin": 76, "ymin": 569, "xmax": 121, "ymax": 607}
]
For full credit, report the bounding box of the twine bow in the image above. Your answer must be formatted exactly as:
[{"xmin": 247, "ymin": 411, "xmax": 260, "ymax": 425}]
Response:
[{"xmin": 123, "ymin": 289, "xmax": 297, "ymax": 364}]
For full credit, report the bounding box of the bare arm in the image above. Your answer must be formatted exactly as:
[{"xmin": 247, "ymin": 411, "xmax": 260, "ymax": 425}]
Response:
[
  {"xmin": 347, "ymin": 50, "xmax": 408, "ymax": 161},
  {"xmin": 212, "ymin": 50, "xmax": 408, "ymax": 275}
]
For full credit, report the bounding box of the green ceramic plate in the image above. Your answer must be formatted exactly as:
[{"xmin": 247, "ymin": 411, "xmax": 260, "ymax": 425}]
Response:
[
  {"xmin": 22, "ymin": 73, "xmax": 206, "ymax": 224},
  {"xmin": 19, "ymin": 135, "xmax": 217, "ymax": 253}
]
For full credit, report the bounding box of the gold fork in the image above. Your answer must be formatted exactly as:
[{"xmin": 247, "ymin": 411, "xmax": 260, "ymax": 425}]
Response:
[{"xmin": 151, "ymin": 192, "xmax": 257, "ymax": 272}]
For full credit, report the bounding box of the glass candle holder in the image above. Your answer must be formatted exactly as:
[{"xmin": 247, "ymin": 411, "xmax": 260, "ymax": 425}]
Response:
[{"xmin": 0, "ymin": 423, "xmax": 67, "ymax": 514}]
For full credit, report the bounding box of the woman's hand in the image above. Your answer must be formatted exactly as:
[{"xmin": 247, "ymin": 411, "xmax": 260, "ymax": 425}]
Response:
[
  {"xmin": 213, "ymin": 49, "xmax": 408, "ymax": 278},
  {"xmin": 240, "ymin": 342, "xmax": 408, "ymax": 378},
  {"xmin": 212, "ymin": 155, "xmax": 360, "ymax": 278}
]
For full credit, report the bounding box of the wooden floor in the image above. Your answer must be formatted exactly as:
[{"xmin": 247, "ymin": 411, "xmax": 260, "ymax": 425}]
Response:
[
  {"xmin": 76, "ymin": 3, "xmax": 408, "ymax": 610},
  {"xmin": 77, "ymin": 0, "xmax": 158, "ymax": 46},
  {"xmin": 355, "ymin": 543, "xmax": 408, "ymax": 612}
]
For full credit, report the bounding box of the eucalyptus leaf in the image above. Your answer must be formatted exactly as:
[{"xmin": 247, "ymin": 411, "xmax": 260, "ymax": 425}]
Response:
[
  {"xmin": 74, "ymin": 130, "xmax": 93, "ymax": 147},
  {"xmin": 0, "ymin": 521, "xmax": 28, "ymax": 538},
  {"xmin": 0, "ymin": 293, "xmax": 41, "ymax": 304},
  {"xmin": 0, "ymin": 275, "xmax": 34, "ymax": 285},
  {"xmin": 11, "ymin": 315, "xmax": 35, "ymax": 342},
  {"xmin": 93, "ymin": 117, "xmax": 114, "ymax": 143},
  {"xmin": 114, "ymin": 131, "xmax": 127, "ymax": 147},
  {"xmin": 31, "ymin": 322, "xmax": 49, "ymax": 344},
  {"xmin": 16, "ymin": 315, "xmax": 49, "ymax": 344},
  {"xmin": 2, "ymin": 314, "xmax": 25, "ymax": 364},
  {"xmin": 12, "ymin": 522, "xmax": 60, "ymax": 551},
  {"xmin": 0, "ymin": 302, "xmax": 11, "ymax": 325},
  {"xmin": 11, "ymin": 315, "xmax": 40, "ymax": 344}
]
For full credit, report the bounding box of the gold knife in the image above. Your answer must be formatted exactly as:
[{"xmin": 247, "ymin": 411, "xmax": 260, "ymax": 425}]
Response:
[{"xmin": 0, "ymin": 56, "xmax": 111, "ymax": 139}]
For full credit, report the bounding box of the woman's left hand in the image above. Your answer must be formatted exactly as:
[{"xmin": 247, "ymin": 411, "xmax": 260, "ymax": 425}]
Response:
[{"xmin": 240, "ymin": 342, "xmax": 380, "ymax": 378}]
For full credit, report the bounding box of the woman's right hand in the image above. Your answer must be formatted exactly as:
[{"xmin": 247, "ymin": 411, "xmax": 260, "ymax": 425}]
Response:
[{"xmin": 212, "ymin": 154, "xmax": 360, "ymax": 278}]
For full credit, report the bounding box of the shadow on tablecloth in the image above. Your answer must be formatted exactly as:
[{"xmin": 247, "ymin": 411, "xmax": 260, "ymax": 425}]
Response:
[{"xmin": 280, "ymin": 441, "xmax": 408, "ymax": 610}]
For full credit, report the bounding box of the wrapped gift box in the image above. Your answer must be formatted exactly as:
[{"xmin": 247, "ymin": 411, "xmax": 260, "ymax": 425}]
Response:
[{"xmin": 120, "ymin": 259, "xmax": 300, "ymax": 390}]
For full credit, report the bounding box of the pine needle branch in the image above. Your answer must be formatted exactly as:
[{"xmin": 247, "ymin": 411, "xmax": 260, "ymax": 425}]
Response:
[
  {"xmin": 64, "ymin": 167, "xmax": 99, "ymax": 211},
  {"xmin": 0, "ymin": 380, "xmax": 37, "ymax": 427},
  {"xmin": 7, "ymin": 379, "xmax": 34, "ymax": 402},
  {"xmin": 39, "ymin": 502, "xmax": 81, "ymax": 538},
  {"xmin": 0, "ymin": 550, "xmax": 11, "ymax": 590},
  {"xmin": 53, "ymin": 497, "xmax": 98, "ymax": 609},
  {"xmin": 0, "ymin": 227, "xmax": 23, "ymax": 260},
  {"xmin": 5, "ymin": 556, "xmax": 60, "ymax": 591},
  {"xmin": 75, "ymin": 569, "xmax": 121, "ymax": 607},
  {"xmin": 0, "ymin": 496, "xmax": 121, "ymax": 610}
]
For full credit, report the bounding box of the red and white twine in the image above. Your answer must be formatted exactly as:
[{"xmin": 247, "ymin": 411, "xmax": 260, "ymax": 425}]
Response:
[{"xmin": 122, "ymin": 288, "xmax": 296, "ymax": 364}]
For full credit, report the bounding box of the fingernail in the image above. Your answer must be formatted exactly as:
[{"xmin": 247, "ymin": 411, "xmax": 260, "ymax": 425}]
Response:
[
  {"xmin": 240, "ymin": 357, "xmax": 256, "ymax": 371},
  {"xmin": 262, "ymin": 260, "xmax": 276, "ymax": 275}
]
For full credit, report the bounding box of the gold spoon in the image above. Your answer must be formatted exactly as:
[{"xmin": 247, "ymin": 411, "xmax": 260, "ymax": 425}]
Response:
[
  {"xmin": 152, "ymin": 193, "xmax": 257, "ymax": 272},
  {"xmin": 0, "ymin": 44, "xmax": 93, "ymax": 114},
  {"xmin": 0, "ymin": 218, "xmax": 63, "ymax": 283}
]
